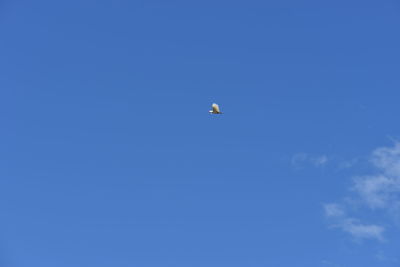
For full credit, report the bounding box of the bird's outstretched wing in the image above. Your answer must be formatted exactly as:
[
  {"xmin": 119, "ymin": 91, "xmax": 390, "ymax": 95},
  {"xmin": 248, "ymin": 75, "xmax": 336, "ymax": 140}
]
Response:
[{"xmin": 212, "ymin": 103, "xmax": 220, "ymax": 113}]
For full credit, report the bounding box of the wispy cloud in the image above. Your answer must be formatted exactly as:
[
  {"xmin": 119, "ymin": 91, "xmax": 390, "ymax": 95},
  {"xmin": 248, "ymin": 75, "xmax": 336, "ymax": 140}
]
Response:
[
  {"xmin": 372, "ymin": 142, "xmax": 400, "ymax": 176},
  {"xmin": 324, "ymin": 142, "xmax": 400, "ymax": 242},
  {"xmin": 323, "ymin": 203, "xmax": 385, "ymax": 242},
  {"xmin": 352, "ymin": 143, "xmax": 400, "ymax": 210},
  {"xmin": 339, "ymin": 219, "xmax": 385, "ymax": 241},
  {"xmin": 324, "ymin": 203, "xmax": 345, "ymax": 217},
  {"xmin": 338, "ymin": 158, "xmax": 359, "ymax": 170},
  {"xmin": 292, "ymin": 153, "xmax": 328, "ymax": 168},
  {"xmin": 353, "ymin": 175, "xmax": 399, "ymax": 209}
]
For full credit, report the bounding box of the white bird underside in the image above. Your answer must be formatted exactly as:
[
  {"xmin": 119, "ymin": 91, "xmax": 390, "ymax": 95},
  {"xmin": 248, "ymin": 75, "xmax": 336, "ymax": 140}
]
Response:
[{"xmin": 209, "ymin": 103, "xmax": 222, "ymax": 114}]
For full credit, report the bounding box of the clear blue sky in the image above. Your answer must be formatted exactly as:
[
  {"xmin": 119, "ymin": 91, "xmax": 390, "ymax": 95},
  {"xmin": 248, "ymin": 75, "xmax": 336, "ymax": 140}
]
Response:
[{"xmin": 1, "ymin": 0, "xmax": 400, "ymax": 266}]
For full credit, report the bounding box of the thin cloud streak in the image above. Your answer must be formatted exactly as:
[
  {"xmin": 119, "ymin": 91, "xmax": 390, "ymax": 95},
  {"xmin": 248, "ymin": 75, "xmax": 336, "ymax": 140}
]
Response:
[
  {"xmin": 323, "ymin": 203, "xmax": 385, "ymax": 242},
  {"xmin": 292, "ymin": 153, "xmax": 328, "ymax": 168}
]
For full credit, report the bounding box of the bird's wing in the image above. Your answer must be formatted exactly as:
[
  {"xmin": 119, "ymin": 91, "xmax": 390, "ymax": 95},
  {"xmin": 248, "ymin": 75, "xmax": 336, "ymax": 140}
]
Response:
[{"xmin": 212, "ymin": 103, "xmax": 220, "ymax": 113}]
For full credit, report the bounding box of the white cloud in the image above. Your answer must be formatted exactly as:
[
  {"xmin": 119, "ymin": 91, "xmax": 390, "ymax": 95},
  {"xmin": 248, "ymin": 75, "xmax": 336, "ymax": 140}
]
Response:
[
  {"xmin": 292, "ymin": 153, "xmax": 328, "ymax": 168},
  {"xmin": 353, "ymin": 175, "xmax": 399, "ymax": 209},
  {"xmin": 338, "ymin": 158, "xmax": 359, "ymax": 169},
  {"xmin": 324, "ymin": 142, "xmax": 400, "ymax": 242},
  {"xmin": 339, "ymin": 219, "xmax": 385, "ymax": 242},
  {"xmin": 314, "ymin": 155, "xmax": 328, "ymax": 166},
  {"xmin": 323, "ymin": 203, "xmax": 385, "ymax": 242},
  {"xmin": 324, "ymin": 203, "xmax": 345, "ymax": 218},
  {"xmin": 352, "ymin": 143, "xmax": 400, "ymax": 210},
  {"xmin": 371, "ymin": 142, "xmax": 400, "ymax": 176}
]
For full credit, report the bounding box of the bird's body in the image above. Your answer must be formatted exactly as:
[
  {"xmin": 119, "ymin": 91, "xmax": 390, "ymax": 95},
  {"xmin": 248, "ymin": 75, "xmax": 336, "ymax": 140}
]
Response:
[{"xmin": 209, "ymin": 103, "xmax": 222, "ymax": 114}]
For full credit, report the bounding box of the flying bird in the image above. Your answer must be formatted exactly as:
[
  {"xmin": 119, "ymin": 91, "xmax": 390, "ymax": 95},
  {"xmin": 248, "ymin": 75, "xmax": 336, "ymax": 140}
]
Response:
[{"xmin": 209, "ymin": 103, "xmax": 222, "ymax": 114}]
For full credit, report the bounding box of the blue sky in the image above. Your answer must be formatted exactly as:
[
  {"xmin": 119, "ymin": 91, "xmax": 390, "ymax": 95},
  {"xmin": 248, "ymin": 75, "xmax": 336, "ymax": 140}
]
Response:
[{"xmin": 1, "ymin": 0, "xmax": 400, "ymax": 266}]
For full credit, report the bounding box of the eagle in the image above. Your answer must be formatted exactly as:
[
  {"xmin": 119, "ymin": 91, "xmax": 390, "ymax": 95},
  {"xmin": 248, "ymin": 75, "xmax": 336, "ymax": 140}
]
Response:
[{"xmin": 209, "ymin": 103, "xmax": 222, "ymax": 114}]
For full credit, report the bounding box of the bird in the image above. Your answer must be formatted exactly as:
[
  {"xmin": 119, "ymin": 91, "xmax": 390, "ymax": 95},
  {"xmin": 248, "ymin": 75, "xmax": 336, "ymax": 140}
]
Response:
[{"xmin": 209, "ymin": 103, "xmax": 222, "ymax": 114}]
